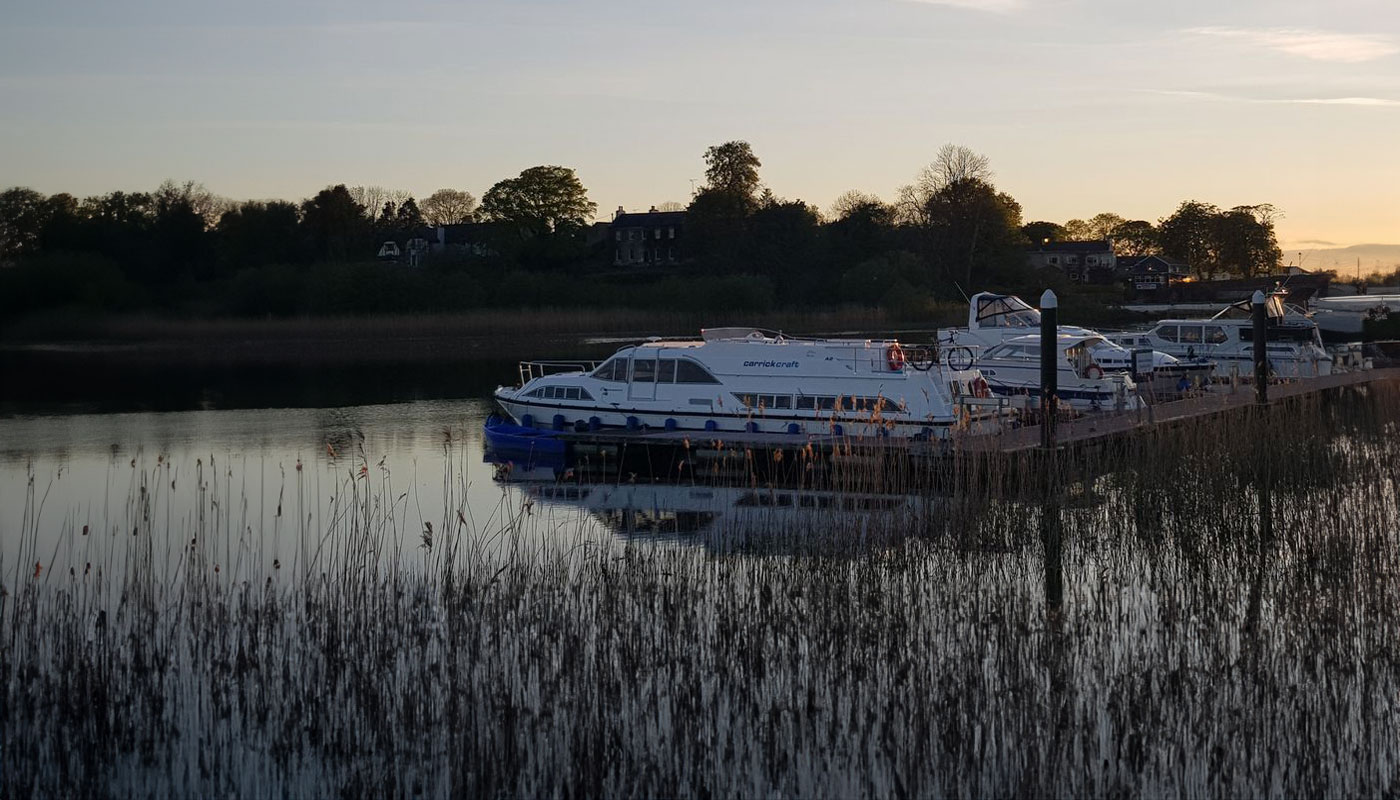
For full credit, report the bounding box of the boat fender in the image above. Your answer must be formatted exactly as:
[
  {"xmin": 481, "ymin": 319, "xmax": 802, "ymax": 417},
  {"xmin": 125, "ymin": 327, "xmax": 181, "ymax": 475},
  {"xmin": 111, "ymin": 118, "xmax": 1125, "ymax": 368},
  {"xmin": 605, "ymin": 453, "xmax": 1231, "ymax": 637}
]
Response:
[
  {"xmin": 552, "ymin": 414, "xmax": 566, "ymax": 431},
  {"xmin": 787, "ymin": 423, "xmax": 801, "ymax": 435},
  {"xmin": 664, "ymin": 418, "xmax": 678, "ymax": 431},
  {"xmin": 745, "ymin": 421, "xmax": 760, "ymax": 433},
  {"xmin": 626, "ymin": 416, "xmax": 641, "ymax": 431},
  {"xmin": 886, "ymin": 343, "xmax": 906, "ymax": 372},
  {"xmin": 588, "ymin": 416, "xmax": 601, "ymax": 431},
  {"xmin": 1085, "ymin": 364, "xmax": 1105, "ymax": 380},
  {"xmin": 704, "ymin": 419, "xmax": 718, "ymax": 432},
  {"xmin": 521, "ymin": 414, "xmax": 534, "ymax": 428}
]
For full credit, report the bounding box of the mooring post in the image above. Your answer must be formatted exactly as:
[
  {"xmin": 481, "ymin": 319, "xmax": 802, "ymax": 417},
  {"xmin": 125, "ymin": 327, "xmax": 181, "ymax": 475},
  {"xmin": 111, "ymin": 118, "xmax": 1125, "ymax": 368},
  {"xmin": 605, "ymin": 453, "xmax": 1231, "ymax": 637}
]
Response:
[
  {"xmin": 1040, "ymin": 289, "xmax": 1059, "ymax": 449},
  {"xmin": 1252, "ymin": 289, "xmax": 1269, "ymax": 405}
]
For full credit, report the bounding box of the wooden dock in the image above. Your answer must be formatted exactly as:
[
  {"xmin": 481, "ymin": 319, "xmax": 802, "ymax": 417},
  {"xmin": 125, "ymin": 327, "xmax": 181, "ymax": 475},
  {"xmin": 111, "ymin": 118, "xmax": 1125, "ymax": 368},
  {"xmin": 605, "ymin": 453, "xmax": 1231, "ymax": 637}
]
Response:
[{"xmin": 965, "ymin": 366, "xmax": 1400, "ymax": 454}]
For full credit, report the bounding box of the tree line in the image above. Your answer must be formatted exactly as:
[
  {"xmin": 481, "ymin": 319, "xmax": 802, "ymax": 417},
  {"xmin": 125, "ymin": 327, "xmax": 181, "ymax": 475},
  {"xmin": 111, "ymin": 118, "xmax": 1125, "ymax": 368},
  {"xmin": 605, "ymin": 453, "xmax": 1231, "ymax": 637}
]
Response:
[{"xmin": 0, "ymin": 145, "xmax": 1285, "ymax": 319}]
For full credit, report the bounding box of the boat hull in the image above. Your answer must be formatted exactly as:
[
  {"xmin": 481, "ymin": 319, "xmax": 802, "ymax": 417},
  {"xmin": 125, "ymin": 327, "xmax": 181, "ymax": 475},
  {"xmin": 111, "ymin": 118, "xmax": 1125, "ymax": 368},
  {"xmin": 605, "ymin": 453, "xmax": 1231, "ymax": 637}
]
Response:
[{"xmin": 494, "ymin": 395, "xmax": 975, "ymax": 439}]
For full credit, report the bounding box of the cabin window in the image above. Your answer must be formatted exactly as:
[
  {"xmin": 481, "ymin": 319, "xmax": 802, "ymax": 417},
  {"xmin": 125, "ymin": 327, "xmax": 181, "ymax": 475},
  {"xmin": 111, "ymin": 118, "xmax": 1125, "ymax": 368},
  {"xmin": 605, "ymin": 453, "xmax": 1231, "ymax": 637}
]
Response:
[
  {"xmin": 1204, "ymin": 325, "xmax": 1228, "ymax": 344},
  {"xmin": 734, "ymin": 393, "xmax": 793, "ymax": 410},
  {"xmin": 1155, "ymin": 325, "xmax": 1179, "ymax": 343},
  {"xmin": 632, "ymin": 357, "xmax": 656, "ymax": 383},
  {"xmin": 1179, "ymin": 326, "xmax": 1203, "ymax": 344},
  {"xmin": 657, "ymin": 359, "xmax": 676, "ymax": 383},
  {"xmin": 593, "ymin": 358, "xmax": 627, "ymax": 382},
  {"xmin": 674, "ymin": 359, "xmax": 721, "ymax": 384}
]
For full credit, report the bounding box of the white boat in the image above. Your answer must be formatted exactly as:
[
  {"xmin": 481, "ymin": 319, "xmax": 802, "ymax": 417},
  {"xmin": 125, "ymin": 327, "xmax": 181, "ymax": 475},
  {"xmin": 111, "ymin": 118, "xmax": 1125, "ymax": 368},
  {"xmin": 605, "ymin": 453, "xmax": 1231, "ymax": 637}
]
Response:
[
  {"xmin": 1119, "ymin": 294, "xmax": 1332, "ymax": 379},
  {"xmin": 1309, "ymin": 295, "xmax": 1400, "ymax": 340},
  {"xmin": 973, "ymin": 333, "xmax": 1143, "ymax": 412},
  {"xmin": 493, "ymin": 328, "xmax": 1000, "ymax": 440},
  {"xmin": 942, "ymin": 292, "xmax": 1213, "ymax": 392}
]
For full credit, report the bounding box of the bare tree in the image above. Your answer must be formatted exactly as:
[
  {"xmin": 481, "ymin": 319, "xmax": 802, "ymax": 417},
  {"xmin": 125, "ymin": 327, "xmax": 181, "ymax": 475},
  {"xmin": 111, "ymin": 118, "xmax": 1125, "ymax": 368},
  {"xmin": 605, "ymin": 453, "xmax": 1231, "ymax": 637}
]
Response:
[
  {"xmin": 829, "ymin": 190, "xmax": 885, "ymax": 221},
  {"xmin": 915, "ymin": 144, "xmax": 993, "ymax": 198},
  {"xmin": 347, "ymin": 186, "xmax": 415, "ymax": 220},
  {"xmin": 655, "ymin": 201, "xmax": 687, "ymax": 212},
  {"xmin": 895, "ymin": 144, "xmax": 995, "ymax": 226},
  {"xmin": 420, "ymin": 188, "xmax": 479, "ymax": 226}
]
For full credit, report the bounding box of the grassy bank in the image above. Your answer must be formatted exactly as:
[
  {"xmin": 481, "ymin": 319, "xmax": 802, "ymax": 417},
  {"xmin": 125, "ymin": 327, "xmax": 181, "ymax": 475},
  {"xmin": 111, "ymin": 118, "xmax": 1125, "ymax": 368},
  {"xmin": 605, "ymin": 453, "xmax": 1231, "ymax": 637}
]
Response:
[{"xmin": 5, "ymin": 385, "xmax": 1395, "ymax": 796}]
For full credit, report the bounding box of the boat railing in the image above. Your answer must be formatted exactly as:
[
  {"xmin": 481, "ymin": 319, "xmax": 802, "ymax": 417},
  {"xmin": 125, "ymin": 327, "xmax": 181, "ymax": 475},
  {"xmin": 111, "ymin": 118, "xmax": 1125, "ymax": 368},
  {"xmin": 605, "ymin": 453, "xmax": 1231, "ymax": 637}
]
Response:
[{"xmin": 517, "ymin": 360, "xmax": 599, "ymax": 386}]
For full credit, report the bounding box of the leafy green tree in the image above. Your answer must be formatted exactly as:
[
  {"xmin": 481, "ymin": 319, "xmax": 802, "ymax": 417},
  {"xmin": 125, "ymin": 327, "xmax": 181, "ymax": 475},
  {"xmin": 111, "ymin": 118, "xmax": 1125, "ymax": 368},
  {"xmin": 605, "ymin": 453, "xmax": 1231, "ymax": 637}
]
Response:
[
  {"xmin": 702, "ymin": 141, "xmax": 762, "ymax": 202},
  {"xmin": 922, "ymin": 178, "xmax": 1027, "ymax": 290},
  {"xmin": 217, "ymin": 200, "xmax": 306, "ymax": 269},
  {"xmin": 1109, "ymin": 219, "xmax": 1159, "ymax": 257},
  {"xmin": 1084, "ymin": 212, "xmax": 1126, "ymax": 241},
  {"xmin": 1213, "ymin": 205, "xmax": 1281, "ymax": 277},
  {"xmin": 480, "ymin": 166, "xmax": 596, "ymax": 240},
  {"xmin": 1022, "ymin": 220, "xmax": 1065, "ymax": 245},
  {"xmin": 0, "ymin": 187, "xmax": 51, "ymax": 261},
  {"xmin": 421, "ymin": 188, "xmax": 478, "ymax": 226},
  {"xmin": 301, "ymin": 184, "xmax": 369, "ymax": 262},
  {"xmin": 149, "ymin": 180, "xmax": 220, "ymax": 282},
  {"xmin": 1158, "ymin": 200, "xmax": 1221, "ymax": 277}
]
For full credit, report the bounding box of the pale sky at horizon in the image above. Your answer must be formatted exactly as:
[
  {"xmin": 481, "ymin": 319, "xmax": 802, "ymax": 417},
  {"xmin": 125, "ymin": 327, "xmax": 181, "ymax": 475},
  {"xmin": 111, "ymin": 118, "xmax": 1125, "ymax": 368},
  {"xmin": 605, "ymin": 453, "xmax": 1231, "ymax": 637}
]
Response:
[{"xmin": 3, "ymin": 0, "xmax": 1398, "ymax": 249}]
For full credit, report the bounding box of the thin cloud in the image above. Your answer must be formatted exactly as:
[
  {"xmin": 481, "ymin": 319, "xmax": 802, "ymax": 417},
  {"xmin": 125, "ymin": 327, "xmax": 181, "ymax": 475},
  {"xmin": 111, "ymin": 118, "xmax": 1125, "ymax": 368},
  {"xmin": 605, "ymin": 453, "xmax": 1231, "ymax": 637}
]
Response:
[
  {"xmin": 900, "ymin": 0, "xmax": 1023, "ymax": 14},
  {"xmin": 1147, "ymin": 89, "xmax": 1400, "ymax": 108},
  {"xmin": 1188, "ymin": 27, "xmax": 1398, "ymax": 63}
]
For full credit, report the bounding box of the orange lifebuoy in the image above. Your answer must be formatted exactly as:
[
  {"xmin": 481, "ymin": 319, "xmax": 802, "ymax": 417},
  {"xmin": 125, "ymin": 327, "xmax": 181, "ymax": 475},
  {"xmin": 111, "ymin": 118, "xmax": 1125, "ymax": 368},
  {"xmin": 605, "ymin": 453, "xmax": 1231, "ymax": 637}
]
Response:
[
  {"xmin": 886, "ymin": 343, "xmax": 906, "ymax": 372},
  {"xmin": 971, "ymin": 376, "xmax": 992, "ymax": 399},
  {"xmin": 1085, "ymin": 364, "xmax": 1105, "ymax": 380}
]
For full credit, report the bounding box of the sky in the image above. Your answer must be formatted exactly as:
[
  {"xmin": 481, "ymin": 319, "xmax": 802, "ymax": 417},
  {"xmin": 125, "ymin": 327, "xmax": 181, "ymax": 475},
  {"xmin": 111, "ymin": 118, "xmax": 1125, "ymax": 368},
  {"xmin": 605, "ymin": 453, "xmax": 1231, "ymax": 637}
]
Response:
[{"xmin": 2, "ymin": 0, "xmax": 1398, "ymax": 251}]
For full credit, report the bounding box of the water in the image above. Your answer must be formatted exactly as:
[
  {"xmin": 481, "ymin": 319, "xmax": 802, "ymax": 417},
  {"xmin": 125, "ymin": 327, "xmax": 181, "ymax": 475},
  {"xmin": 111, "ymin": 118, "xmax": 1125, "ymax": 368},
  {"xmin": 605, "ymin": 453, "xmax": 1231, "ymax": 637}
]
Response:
[{"xmin": 4, "ymin": 364, "xmax": 1400, "ymax": 796}]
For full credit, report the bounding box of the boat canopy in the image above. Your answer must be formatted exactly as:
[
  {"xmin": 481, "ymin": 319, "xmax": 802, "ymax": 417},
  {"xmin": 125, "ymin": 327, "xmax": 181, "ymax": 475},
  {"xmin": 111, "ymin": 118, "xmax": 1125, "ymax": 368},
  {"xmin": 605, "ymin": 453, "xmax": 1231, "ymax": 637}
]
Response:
[{"xmin": 974, "ymin": 294, "xmax": 1041, "ymax": 329}]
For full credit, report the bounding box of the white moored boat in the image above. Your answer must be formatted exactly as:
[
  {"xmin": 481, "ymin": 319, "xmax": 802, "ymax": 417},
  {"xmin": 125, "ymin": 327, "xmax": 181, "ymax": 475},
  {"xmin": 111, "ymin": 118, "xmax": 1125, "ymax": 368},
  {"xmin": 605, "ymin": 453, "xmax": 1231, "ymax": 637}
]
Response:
[
  {"xmin": 494, "ymin": 328, "xmax": 998, "ymax": 439},
  {"xmin": 943, "ymin": 292, "xmax": 1213, "ymax": 391},
  {"xmin": 971, "ymin": 332, "xmax": 1143, "ymax": 412},
  {"xmin": 1117, "ymin": 294, "xmax": 1332, "ymax": 379}
]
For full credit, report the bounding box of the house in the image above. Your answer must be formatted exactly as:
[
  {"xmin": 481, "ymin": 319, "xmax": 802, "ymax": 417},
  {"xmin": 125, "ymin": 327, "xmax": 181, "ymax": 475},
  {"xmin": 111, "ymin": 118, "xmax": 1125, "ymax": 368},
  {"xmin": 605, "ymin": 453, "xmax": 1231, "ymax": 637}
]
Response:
[
  {"xmin": 1117, "ymin": 255, "xmax": 1190, "ymax": 291},
  {"xmin": 1025, "ymin": 241, "xmax": 1116, "ymax": 283},
  {"xmin": 432, "ymin": 223, "xmax": 498, "ymax": 257},
  {"xmin": 610, "ymin": 206, "xmax": 685, "ymax": 266}
]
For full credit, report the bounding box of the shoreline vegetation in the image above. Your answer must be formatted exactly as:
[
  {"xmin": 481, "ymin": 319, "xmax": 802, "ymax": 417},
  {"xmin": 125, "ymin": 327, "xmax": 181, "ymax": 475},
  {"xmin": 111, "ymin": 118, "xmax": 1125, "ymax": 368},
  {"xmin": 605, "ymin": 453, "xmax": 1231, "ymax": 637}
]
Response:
[
  {"xmin": 3, "ymin": 385, "xmax": 1398, "ymax": 795},
  {"xmin": 1, "ymin": 296, "xmax": 1149, "ymax": 368}
]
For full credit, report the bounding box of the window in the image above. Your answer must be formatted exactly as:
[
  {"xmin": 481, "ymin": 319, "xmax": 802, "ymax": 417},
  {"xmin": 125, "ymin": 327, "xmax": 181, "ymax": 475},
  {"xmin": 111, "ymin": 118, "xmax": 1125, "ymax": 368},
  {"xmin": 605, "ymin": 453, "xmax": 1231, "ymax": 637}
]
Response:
[
  {"xmin": 1180, "ymin": 326, "xmax": 1203, "ymax": 344},
  {"xmin": 668, "ymin": 227, "xmax": 675, "ymax": 239},
  {"xmin": 654, "ymin": 228, "xmax": 662, "ymax": 240},
  {"xmin": 667, "ymin": 247, "xmax": 674, "ymax": 261},
  {"xmin": 1155, "ymin": 325, "xmax": 1179, "ymax": 343},
  {"xmin": 657, "ymin": 359, "xmax": 676, "ymax": 383},
  {"xmin": 675, "ymin": 359, "xmax": 720, "ymax": 384},
  {"xmin": 614, "ymin": 231, "xmax": 621, "ymax": 241},
  {"xmin": 1204, "ymin": 325, "xmax": 1228, "ymax": 344},
  {"xmin": 796, "ymin": 396, "xmax": 816, "ymax": 410},
  {"xmin": 632, "ymin": 357, "xmax": 656, "ymax": 382},
  {"xmin": 734, "ymin": 393, "xmax": 793, "ymax": 410},
  {"xmin": 593, "ymin": 357, "xmax": 627, "ymax": 382}
]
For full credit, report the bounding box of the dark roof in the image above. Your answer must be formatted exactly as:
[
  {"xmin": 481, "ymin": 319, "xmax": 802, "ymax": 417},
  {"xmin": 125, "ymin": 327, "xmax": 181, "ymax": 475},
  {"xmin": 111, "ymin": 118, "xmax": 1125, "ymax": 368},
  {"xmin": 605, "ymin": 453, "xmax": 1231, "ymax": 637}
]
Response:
[
  {"xmin": 435, "ymin": 222, "xmax": 496, "ymax": 245},
  {"xmin": 1119, "ymin": 255, "xmax": 1188, "ymax": 273},
  {"xmin": 612, "ymin": 210, "xmax": 686, "ymax": 228},
  {"xmin": 1026, "ymin": 240, "xmax": 1112, "ymax": 254}
]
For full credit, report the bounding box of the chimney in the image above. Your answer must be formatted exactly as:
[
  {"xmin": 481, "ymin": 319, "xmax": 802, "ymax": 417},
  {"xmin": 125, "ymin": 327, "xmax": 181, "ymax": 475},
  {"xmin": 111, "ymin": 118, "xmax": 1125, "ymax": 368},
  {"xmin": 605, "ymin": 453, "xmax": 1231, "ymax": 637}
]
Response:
[
  {"xmin": 648, "ymin": 205, "xmax": 657, "ymax": 213},
  {"xmin": 615, "ymin": 205, "xmax": 625, "ymax": 220}
]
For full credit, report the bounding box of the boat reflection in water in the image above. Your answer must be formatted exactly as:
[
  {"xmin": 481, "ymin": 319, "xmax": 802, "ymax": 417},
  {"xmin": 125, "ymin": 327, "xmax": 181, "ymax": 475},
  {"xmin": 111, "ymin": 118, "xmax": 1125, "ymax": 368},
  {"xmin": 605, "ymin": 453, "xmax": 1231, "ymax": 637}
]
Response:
[{"xmin": 516, "ymin": 480, "xmax": 934, "ymax": 555}]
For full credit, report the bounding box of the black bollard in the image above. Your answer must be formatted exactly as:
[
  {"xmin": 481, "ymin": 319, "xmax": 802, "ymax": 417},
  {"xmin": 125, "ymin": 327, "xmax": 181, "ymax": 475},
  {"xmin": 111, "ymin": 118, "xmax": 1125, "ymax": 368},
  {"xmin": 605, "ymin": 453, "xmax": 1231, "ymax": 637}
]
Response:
[
  {"xmin": 1040, "ymin": 289, "xmax": 1059, "ymax": 449},
  {"xmin": 1252, "ymin": 289, "xmax": 1269, "ymax": 405}
]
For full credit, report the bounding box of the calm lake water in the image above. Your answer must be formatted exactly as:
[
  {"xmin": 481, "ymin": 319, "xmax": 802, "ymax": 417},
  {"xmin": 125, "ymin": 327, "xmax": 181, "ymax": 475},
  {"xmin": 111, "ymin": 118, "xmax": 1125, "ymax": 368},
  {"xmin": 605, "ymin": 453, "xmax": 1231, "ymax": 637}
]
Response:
[{"xmin": 0, "ymin": 367, "xmax": 931, "ymax": 578}]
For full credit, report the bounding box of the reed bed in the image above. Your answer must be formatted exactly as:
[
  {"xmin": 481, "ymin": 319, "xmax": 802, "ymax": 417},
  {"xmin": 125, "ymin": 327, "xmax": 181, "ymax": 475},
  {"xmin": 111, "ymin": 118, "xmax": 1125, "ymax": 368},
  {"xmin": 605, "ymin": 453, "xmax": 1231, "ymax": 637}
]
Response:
[{"xmin": 3, "ymin": 383, "xmax": 1399, "ymax": 797}]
